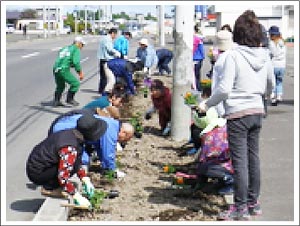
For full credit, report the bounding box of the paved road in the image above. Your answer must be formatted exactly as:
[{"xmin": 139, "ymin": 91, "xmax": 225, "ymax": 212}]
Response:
[{"xmin": 3, "ymin": 33, "xmax": 297, "ymax": 223}]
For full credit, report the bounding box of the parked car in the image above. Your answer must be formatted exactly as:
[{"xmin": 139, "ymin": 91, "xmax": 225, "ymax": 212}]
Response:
[
  {"xmin": 6, "ymin": 24, "xmax": 15, "ymax": 34},
  {"xmin": 61, "ymin": 26, "xmax": 71, "ymax": 34},
  {"xmin": 97, "ymin": 29, "xmax": 108, "ymax": 35}
]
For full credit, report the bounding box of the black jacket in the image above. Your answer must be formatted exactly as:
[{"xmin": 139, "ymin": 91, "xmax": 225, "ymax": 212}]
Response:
[{"xmin": 26, "ymin": 129, "xmax": 84, "ymax": 180}]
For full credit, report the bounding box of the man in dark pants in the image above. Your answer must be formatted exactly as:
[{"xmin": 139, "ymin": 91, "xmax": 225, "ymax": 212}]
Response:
[
  {"xmin": 97, "ymin": 28, "xmax": 121, "ymax": 94},
  {"xmin": 156, "ymin": 48, "xmax": 173, "ymax": 75},
  {"xmin": 52, "ymin": 36, "xmax": 85, "ymax": 106}
]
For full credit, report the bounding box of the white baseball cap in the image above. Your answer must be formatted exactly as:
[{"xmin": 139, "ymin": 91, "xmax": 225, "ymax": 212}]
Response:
[
  {"xmin": 139, "ymin": 38, "xmax": 148, "ymax": 46},
  {"xmin": 74, "ymin": 36, "xmax": 86, "ymax": 45}
]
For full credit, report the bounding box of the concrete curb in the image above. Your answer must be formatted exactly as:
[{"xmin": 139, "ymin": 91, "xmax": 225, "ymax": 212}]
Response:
[{"xmin": 33, "ymin": 197, "xmax": 70, "ymax": 221}]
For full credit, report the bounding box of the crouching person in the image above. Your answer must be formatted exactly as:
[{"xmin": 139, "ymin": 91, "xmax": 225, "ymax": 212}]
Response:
[
  {"xmin": 26, "ymin": 113, "xmax": 108, "ymax": 208},
  {"xmin": 144, "ymin": 79, "xmax": 171, "ymax": 136},
  {"xmin": 48, "ymin": 109, "xmax": 134, "ymax": 178}
]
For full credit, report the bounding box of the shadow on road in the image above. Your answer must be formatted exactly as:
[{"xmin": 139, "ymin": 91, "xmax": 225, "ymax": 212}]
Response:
[{"xmin": 10, "ymin": 198, "xmax": 45, "ymax": 213}]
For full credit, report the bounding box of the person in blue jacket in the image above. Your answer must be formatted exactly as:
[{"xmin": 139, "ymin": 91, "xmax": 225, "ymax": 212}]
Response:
[
  {"xmin": 106, "ymin": 58, "xmax": 144, "ymax": 95},
  {"xmin": 136, "ymin": 38, "xmax": 158, "ymax": 76},
  {"xmin": 48, "ymin": 110, "xmax": 134, "ymax": 174},
  {"xmin": 114, "ymin": 31, "xmax": 132, "ymax": 59},
  {"xmin": 156, "ymin": 48, "xmax": 173, "ymax": 75}
]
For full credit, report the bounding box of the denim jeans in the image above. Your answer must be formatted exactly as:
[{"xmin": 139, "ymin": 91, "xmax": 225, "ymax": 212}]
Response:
[
  {"xmin": 227, "ymin": 114, "xmax": 262, "ymax": 209},
  {"xmin": 273, "ymin": 67, "xmax": 285, "ymax": 96}
]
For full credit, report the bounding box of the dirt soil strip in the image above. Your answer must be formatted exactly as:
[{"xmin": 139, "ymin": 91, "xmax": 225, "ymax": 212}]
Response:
[{"xmin": 68, "ymin": 75, "xmax": 226, "ymax": 221}]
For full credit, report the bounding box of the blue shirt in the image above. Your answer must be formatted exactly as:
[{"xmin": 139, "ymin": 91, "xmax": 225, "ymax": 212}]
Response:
[
  {"xmin": 114, "ymin": 35, "xmax": 129, "ymax": 57},
  {"xmin": 107, "ymin": 58, "xmax": 135, "ymax": 94},
  {"xmin": 136, "ymin": 45, "xmax": 158, "ymax": 68},
  {"xmin": 51, "ymin": 114, "xmax": 120, "ymax": 171}
]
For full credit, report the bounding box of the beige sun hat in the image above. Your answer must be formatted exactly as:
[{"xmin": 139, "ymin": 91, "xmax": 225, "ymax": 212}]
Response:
[{"xmin": 216, "ymin": 30, "xmax": 233, "ymax": 51}]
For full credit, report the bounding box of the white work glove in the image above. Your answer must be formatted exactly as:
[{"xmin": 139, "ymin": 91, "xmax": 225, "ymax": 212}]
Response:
[
  {"xmin": 82, "ymin": 177, "xmax": 95, "ymax": 199},
  {"xmin": 198, "ymin": 100, "xmax": 208, "ymax": 113},
  {"xmin": 143, "ymin": 67, "xmax": 149, "ymax": 73},
  {"xmin": 73, "ymin": 192, "xmax": 91, "ymax": 208},
  {"xmin": 116, "ymin": 142, "xmax": 123, "ymax": 152},
  {"xmin": 115, "ymin": 169, "xmax": 126, "ymax": 179},
  {"xmin": 114, "ymin": 51, "xmax": 121, "ymax": 58}
]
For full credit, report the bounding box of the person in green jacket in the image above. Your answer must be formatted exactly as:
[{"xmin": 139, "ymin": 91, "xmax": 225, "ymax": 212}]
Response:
[{"xmin": 52, "ymin": 36, "xmax": 86, "ymax": 107}]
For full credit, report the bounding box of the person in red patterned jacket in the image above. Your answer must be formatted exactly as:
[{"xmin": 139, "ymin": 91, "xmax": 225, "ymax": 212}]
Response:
[
  {"xmin": 144, "ymin": 79, "xmax": 172, "ymax": 136},
  {"xmin": 26, "ymin": 114, "xmax": 107, "ymax": 207}
]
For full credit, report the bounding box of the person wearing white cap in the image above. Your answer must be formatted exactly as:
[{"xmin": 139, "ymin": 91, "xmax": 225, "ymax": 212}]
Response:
[
  {"xmin": 136, "ymin": 38, "xmax": 158, "ymax": 77},
  {"xmin": 52, "ymin": 36, "xmax": 86, "ymax": 107}
]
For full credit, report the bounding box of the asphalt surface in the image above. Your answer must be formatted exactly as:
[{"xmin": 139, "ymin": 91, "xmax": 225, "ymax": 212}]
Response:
[{"xmin": 3, "ymin": 33, "xmax": 298, "ymax": 223}]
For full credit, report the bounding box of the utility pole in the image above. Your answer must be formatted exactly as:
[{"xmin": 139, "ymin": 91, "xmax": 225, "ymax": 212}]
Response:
[
  {"xmin": 156, "ymin": 5, "xmax": 159, "ymax": 44},
  {"xmin": 47, "ymin": 6, "xmax": 50, "ymax": 37},
  {"xmin": 159, "ymin": 5, "xmax": 165, "ymax": 46},
  {"xmin": 43, "ymin": 6, "xmax": 46, "ymax": 38},
  {"xmin": 55, "ymin": 6, "xmax": 59, "ymax": 36},
  {"xmin": 74, "ymin": 5, "xmax": 78, "ymax": 36},
  {"xmin": 85, "ymin": 5, "xmax": 88, "ymax": 35},
  {"xmin": 171, "ymin": 5, "xmax": 194, "ymax": 141}
]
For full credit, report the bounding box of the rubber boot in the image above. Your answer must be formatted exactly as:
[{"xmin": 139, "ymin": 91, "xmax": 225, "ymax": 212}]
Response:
[
  {"xmin": 66, "ymin": 91, "xmax": 79, "ymax": 106},
  {"xmin": 53, "ymin": 92, "xmax": 64, "ymax": 107}
]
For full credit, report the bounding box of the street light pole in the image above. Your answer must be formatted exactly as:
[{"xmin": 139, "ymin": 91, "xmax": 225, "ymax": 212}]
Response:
[
  {"xmin": 43, "ymin": 6, "xmax": 47, "ymax": 38},
  {"xmin": 159, "ymin": 5, "xmax": 165, "ymax": 46},
  {"xmin": 85, "ymin": 5, "xmax": 88, "ymax": 35},
  {"xmin": 55, "ymin": 6, "xmax": 59, "ymax": 36},
  {"xmin": 47, "ymin": 6, "xmax": 50, "ymax": 37},
  {"xmin": 74, "ymin": 6, "xmax": 78, "ymax": 36}
]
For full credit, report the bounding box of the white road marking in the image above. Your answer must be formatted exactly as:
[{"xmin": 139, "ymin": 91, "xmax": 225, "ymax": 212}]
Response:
[
  {"xmin": 51, "ymin": 47, "xmax": 61, "ymax": 51},
  {"xmin": 21, "ymin": 52, "xmax": 40, "ymax": 58},
  {"xmin": 81, "ymin": 57, "xmax": 89, "ymax": 63}
]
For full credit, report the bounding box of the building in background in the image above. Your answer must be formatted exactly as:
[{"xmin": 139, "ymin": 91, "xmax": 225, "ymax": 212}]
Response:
[{"xmin": 214, "ymin": 5, "xmax": 294, "ymax": 39}]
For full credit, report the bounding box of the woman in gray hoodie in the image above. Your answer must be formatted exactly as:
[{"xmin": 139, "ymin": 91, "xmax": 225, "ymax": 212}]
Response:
[{"xmin": 198, "ymin": 10, "xmax": 275, "ymax": 220}]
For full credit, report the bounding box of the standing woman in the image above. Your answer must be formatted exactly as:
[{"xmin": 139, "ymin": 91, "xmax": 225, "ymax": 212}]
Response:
[
  {"xmin": 268, "ymin": 25, "xmax": 286, "ymax": 105},
  {"xmin": 198, "ymin": 10, "xmax": 274, "ymax": 220},
  {"xmin": 193, "ymin": 25, "xmax": 205, "ymax": 91}
]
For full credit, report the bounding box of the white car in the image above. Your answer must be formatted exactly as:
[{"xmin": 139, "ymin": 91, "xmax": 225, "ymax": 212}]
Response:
[
  {"xmin": 6, "ymin": 24, "xmax": 15, "ymax": 34},
  {"xmin": 61, "ymin": 26, "xmax": 71, "ymax": 35}
]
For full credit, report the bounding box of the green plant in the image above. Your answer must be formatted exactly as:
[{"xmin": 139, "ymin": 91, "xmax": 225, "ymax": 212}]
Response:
[
  {"xmin": 104, "ymin": 170, "xmax": 116, "ymax": 183},
  {"xmin": 89, "ymin": 189, "xmax": 107, "ymax": 210},
  {"xmin": 129, "ymin": 112, "xmax": 143, "ymax": 134},
  {"xmin": 183, "ymin": 91, "xmax": 198, "ymax": 105}
]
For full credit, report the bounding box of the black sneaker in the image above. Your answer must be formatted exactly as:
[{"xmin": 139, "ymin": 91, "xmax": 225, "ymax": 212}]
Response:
[
  {"xmin": 66, "ymin": 99, "xmax": 79, "ymax": 106},
  {"xmin": 53, "ymin": 101, "xmax": 65, "ymax": 107}
]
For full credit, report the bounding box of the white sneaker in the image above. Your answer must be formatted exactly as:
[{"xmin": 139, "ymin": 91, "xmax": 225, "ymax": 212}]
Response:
[{"xmin": 277, "ymin": 94, "xmax": 283, "ymax": 102}]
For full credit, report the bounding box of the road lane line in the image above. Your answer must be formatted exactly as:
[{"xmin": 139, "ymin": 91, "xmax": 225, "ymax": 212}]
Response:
[
  {"xmin": 51, "ymin": 47, "xmax": 61, "ymax": 51},
  {"xmin": 21, "ymin": 52, "xmax": 40, "ymax": 58},
  {"xmin": 81, "ymin": 57, "xmax": 89, "ymax": 63}
]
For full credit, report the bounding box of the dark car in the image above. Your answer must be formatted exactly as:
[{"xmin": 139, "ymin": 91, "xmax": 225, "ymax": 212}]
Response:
[{"xmin": 98, "ymin": 29, "xmax": 108, "ymax": 35}]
